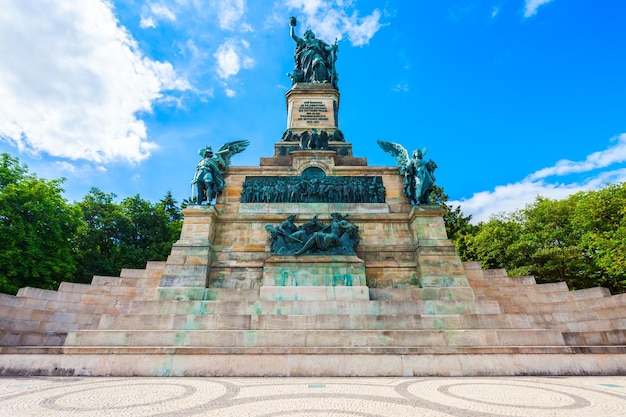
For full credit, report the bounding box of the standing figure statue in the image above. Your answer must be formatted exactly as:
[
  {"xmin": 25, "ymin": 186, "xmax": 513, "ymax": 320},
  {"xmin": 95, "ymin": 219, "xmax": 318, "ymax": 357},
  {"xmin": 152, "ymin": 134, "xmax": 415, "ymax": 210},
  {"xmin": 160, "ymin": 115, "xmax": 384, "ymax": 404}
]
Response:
[
  {"xmin": 288, "ymin": 16, "xmax": 338, "ymax": 89},
  {"xmin": 191, "ymin": 140, "xmax": 249, "ymax": 205},
  {"xmin": 377, "ymin": 140, "xmax": 437, "ymax": 205}
]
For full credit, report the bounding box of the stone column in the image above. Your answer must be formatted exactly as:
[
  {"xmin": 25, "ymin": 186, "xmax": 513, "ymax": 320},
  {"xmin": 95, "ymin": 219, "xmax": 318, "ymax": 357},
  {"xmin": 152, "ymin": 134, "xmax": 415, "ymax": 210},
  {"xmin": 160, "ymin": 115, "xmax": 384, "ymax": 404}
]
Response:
[
  {"xmin": 408, "ymin": 206, "xmax": 470, "ymax": 288},
  {"xmin": 158, "ymin": 206, "xmax": 218, "ymax": 300}
]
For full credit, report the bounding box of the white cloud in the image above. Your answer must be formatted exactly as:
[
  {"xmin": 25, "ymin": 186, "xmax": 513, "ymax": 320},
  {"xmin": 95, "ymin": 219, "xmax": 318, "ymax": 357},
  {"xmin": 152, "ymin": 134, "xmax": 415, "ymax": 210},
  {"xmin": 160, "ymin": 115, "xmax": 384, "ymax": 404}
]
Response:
[
  {"xmin": 393, "ymin": 81, "xmax": 409, "ymax": 93},
  {"xmin": 140, "ymin": 16, "xmax": 156, "ymax": 29},
  {"xmin": 140, "ymin": 2, "xmax": 177, "ymax": 28},
  {"xmin": 225, "ymin": 88, "xmax": 237, "ymax": 97},
  {"xmin": 212, "ymin": 0, "xmax": 246, "ymax": 30},
  {"xmin": 451, "ymin": 134, "xmax": 626, "ymax": 223},
  {"xmin": 214, "ymin": 39, "xmax": 255, "ymax": 79},
  {"xmin": 528, "ymin": 134, "xmax": 626, "ymax": 180},
  {"xmin": 0, "ymin": 0, "xmax": 191, "ymax": 164},
  {"xmin": 284, "ymin": 0, "xmax": 385, "ymax": 46},
  {"xmin": 150, "ymin": 3, "xmax": 177, "ymax": 21},
  {"xmin": 452, "ymin": 179, "xmax": 586, "ymax": 224},
  {"xmin": 524, "ymin": 0, "xmax": 555, "ymax": 18}
]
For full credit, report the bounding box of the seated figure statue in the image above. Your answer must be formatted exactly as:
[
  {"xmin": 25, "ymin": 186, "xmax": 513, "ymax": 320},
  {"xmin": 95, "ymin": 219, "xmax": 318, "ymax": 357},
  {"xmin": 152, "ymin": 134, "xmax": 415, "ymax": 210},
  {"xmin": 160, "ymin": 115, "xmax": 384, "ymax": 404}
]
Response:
[{"xmin": 265, "ymin": 213, "xmax": 359, "ymax": 256}]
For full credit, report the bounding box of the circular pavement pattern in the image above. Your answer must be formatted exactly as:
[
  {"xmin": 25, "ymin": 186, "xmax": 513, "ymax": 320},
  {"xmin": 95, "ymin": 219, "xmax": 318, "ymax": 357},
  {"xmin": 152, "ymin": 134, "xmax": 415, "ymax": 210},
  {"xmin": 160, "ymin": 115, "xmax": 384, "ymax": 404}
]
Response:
[{"xmin": 0, "ymin": 376, "xmax": 625, "ymax": 416}]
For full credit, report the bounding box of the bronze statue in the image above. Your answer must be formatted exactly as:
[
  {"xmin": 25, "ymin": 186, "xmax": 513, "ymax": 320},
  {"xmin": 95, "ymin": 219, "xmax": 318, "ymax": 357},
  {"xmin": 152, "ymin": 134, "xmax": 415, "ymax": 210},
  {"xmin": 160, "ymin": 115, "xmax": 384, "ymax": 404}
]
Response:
[
  {"xmin": 266, "ymin": 213, "xmax": 359, "ymax": 255},
  {"xmin": 377, "ymin": 140, "xmax": 437, "ymax": 205},
  {"xmin": 191, "ymin": 140, "xmax": 249, "ymax": 205},
  {"xmin": 240, "ymin": 175, "xmax": 386, "ymax": 204},
  {"xmin": 288, "ymin": 16, "xmax": 338, "ymax": 89}
]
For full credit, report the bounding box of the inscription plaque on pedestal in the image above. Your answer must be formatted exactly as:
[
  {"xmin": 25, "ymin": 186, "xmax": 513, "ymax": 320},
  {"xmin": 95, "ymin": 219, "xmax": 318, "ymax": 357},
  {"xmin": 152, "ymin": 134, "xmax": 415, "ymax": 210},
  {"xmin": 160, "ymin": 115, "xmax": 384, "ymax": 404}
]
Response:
[{"xmin": 286, "ymin": 85, "xmax": 339, "ymax": 133}]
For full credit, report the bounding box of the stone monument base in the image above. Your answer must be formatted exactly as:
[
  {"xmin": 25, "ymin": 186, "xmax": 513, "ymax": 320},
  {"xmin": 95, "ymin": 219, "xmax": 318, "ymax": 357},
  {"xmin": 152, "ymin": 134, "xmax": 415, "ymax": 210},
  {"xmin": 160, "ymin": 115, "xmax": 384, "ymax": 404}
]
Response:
[{"xmin": 260, "ymin": 255, "xmax": 369, "ymax": 301}]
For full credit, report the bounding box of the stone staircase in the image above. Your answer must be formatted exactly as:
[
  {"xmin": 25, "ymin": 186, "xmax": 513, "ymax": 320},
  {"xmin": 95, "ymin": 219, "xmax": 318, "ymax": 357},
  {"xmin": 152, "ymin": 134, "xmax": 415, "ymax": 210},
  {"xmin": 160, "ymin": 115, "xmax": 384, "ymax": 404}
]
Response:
[
  {"xmin": 466, "ymin": 263, "xmax": 626, "ymax": 348},
  {"xmin": 1, "ymin": 258, "xmax": 625, "ymax": 376}
]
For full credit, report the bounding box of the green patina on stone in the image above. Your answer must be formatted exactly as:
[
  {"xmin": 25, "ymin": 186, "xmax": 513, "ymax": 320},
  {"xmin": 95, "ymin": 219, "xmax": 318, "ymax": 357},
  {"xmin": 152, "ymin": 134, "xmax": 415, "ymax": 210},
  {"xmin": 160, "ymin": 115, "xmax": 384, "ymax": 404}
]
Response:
[
  {"xmin": 243, "ymin": 331, "xmax": 258, "ymax": 347},
  {"xmin": 183, "ymin": 316, "xmax": 201, "ymax": 330},
  {"xmin": 253, "ymin": 302, "xmax": 262, "ymax": 315},
  {"xmin": 174, "ymin": 331, "xmax": 186, "ymax": 345},
  {"xmin": 157, "ymin": 357, "xmax": 173, "ymax": 377}
]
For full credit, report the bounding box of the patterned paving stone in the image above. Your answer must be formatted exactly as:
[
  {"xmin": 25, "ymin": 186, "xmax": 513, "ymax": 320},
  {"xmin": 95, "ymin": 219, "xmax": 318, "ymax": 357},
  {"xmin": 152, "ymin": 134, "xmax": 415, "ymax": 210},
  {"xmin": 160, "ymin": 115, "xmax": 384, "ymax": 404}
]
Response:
[{"xmin": 0, "ymin": 376, "xmax": 625, "ymax": 416}]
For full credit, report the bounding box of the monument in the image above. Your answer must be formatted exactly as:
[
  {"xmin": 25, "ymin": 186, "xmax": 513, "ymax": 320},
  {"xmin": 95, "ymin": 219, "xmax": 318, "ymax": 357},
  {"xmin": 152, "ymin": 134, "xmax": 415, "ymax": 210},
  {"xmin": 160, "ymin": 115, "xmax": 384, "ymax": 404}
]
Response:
[{"xmin": 0, "ymin": 18, "xmax": 625, "ymax": 377}]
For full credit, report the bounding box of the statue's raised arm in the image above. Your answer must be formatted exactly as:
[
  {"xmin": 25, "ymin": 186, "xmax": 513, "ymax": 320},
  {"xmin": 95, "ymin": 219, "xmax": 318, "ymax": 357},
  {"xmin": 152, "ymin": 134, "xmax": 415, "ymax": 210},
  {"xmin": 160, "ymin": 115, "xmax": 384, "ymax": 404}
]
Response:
[{"xmin": 289, "ymin": 16, "xmax": 302, "ymax": 44}]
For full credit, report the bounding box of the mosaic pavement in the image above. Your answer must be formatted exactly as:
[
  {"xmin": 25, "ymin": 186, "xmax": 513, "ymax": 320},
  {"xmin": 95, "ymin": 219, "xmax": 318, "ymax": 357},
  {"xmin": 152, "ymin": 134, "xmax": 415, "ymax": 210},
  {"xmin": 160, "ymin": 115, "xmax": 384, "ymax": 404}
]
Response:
[{"xmin": 0, "ymin": 376, "xmax": 625, "ymax": 416}]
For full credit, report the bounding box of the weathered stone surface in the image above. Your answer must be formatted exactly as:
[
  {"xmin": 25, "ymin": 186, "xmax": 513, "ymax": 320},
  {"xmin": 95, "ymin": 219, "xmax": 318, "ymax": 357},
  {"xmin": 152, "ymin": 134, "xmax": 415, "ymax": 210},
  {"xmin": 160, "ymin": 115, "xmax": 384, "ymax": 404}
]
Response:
[{"xmin": 2, "ymin": 118, "xmax": 626, "ymax": 378}]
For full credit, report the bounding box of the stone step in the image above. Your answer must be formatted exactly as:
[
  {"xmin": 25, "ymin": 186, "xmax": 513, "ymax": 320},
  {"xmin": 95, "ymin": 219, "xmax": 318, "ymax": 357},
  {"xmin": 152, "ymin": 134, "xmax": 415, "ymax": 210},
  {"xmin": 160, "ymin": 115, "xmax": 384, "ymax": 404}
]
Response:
[
  {"xmin": 64, "ymin": 328, "xmax": 566, "ymax": 348},
  {"xmin": 95, "ymin": 313, "xmax": 556, "ymax": 331},
  {"xmin": 201, "ymin": 287, "xmax": 479, "ymax": 302},
  {"xmin": 5, "ymin": 345, "xmax": 626, "ymax": 356},
  {"xmin": 16, "ymin": 287, "xmax": 84, "ymax": 303},
  {"xmin": 0, "ymin": 294, "xmax": 26, "ymax": 308},
  {"xmin": 472, "ymin": 282, "xmax": 570, "ymax": 299},
  {"xmin": 1, "ymin": 330, "xmax": 67, "ymax": 346},
  {"xmin": 204, "ymin": 289, "xmax": 260, "ymax": 301},
  {"xmin": 563, "ymin": 330, "xmax": 626, "ymax": 346},
  {"xmin": 125, "ymin": 299, "xmax": 503, "ymax": 316},
  {"xmin": 469, "ymin": 276, "xmax": 537, "ymax": 287},
  {"xmin": 369, "ymin": 287, "xmax": 476, "ymax": 301},
  {"xmin": 56, "ymin": 282, "xmax": 158, "ymax": 300},
  {"xmin": 501, "ymin": 297, "xmax": 621, "ymax": 315},
  {"xmin": 259, "ymin": 286, "xmax": 370, "ymax": 301},
  {"xmin": 2, "ymin": 347, "xmax": 626, "ymax": 377}
]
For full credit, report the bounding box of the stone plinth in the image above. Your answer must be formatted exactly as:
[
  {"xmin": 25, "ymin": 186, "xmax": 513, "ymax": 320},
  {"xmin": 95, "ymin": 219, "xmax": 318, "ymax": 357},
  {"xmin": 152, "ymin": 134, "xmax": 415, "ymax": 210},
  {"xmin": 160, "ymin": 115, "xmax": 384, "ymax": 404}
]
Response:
[
  {"xmin": 286, "ymin": 84, "xmax": 339, "ymax": 134},
  {"xmin": 260, "ymin": 255, "xmax": 369, "ymax": 301},
  {"xmin": 409, "ymin": 206, "xmax": 470, "ymax": 288},
  {"xmin": 261, "ymin": 142, "xmax": 367, "ymax": 167},
  {"xmin": 158, "ymin": 206, "xmax": 217, "ymax": 299}
]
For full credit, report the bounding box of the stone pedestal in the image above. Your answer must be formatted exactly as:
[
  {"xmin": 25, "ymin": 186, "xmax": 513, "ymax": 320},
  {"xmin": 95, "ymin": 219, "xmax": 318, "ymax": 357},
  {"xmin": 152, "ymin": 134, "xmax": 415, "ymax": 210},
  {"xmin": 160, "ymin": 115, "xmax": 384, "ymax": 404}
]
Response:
[
  {"xmin": 286, "ymin": 84, "xmax": 339, "ymax": 135},
  {"xmin": 260, "ymin": 255, "xmax": 369, "ymax": 301},
  {"xmin": 158, "ymin": 206, "xmax": 217, "ymax": 300},
  {"xmin": 408, "ymin": 206, "xmax": 470, "ymax": 288}
]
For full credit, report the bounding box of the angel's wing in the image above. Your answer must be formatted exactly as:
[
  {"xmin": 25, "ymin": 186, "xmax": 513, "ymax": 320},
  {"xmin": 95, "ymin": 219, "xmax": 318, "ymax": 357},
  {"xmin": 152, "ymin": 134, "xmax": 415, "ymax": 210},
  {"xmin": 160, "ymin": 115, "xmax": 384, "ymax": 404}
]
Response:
[
  {"xmin": 215, "ymin": 140, "xmax": 250, "ymax": 171},
  {"xmin": 217, "ymin": 140, "xmax": 250, "ymax": 156},
  {"xmin": 377, "ymin": 140, "xmax": 409, "ymax": 171}
]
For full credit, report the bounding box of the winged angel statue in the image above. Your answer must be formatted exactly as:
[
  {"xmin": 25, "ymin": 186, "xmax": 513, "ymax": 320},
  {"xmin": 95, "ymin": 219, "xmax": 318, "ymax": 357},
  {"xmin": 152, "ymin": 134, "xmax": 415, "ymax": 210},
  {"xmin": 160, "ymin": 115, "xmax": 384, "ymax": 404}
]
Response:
[
  {"xmin": 191, "ymin": 140, "xmax": 249, "ymax": 205},
  {"xmin": 377, "ymin": 140, "xmax": 437, "ymax": 205}
]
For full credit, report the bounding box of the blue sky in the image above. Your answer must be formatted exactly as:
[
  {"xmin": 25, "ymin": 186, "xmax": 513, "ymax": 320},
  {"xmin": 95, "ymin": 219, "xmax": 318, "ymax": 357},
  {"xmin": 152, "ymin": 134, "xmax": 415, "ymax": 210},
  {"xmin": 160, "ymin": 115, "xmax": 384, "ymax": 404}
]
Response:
[{"xmin": 1, "ymin": 0, "xmax": 625, "ymax": 223}]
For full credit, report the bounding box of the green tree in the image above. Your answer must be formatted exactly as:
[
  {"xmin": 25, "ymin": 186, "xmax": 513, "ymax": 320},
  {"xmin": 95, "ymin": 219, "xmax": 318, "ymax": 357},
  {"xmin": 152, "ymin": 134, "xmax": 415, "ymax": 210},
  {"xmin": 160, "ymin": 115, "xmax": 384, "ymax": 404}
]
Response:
[
  {"xmin": 74, "ymin": 188, "xmax": 129, "ymax": 282},
  {"xmin": 0, "ymin": 154, "xmax": 82, "ymax": 294},
  {"xmin": 512, "ymin": 197, "xmax": 586, "ymax": 285},
  {"xmin": 572, "ymin": 184, "xmax": 626, "ymax": 293},
  {"xmin": 74, "ymin": 189, "xmax": 183, "ymax": 283},
  {"xmin": 159, "ymin": 191, "xmax": 184, "ymax": 249},
  {"xmin": 118, "ymin": 193, "xmax": 179, "ymax": 267},
  {"xmin": 461, "ymin": 213, "xmax": 524, "ymax": 271},
  {"xmin": 460, "ymin": 186, "xmax": 626, "ymax": 294}
]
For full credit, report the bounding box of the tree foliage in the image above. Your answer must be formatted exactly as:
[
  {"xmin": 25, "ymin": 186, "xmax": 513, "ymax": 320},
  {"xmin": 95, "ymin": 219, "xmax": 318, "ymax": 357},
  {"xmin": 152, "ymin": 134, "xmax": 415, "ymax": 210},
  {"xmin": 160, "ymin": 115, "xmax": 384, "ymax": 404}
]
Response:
[
  {"xmin": 0, "ymin": 154, "xmax": 82, "ymax": 294},
  {"xmin": 459, "ymin": 185, "xmax": 626, "ymax": 294},
  {"xmin": 0, "ymin": 153, "xmax": 183, "ymax": 293},
  {"xmin": 74, "ymin": 188, "xmax": 182, "ymax": 283}
]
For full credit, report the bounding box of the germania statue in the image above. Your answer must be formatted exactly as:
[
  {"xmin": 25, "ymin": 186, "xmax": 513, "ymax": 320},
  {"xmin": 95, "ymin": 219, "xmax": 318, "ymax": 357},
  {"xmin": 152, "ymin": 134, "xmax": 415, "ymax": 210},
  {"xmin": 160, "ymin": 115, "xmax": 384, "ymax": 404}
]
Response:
[
  {"xmin": 288, "ymin": 16, "xmax": 339, "ymax": 89},
  {"xmin": 191, "ymin": 140, "xmax": 249, "ymax": 205}
]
